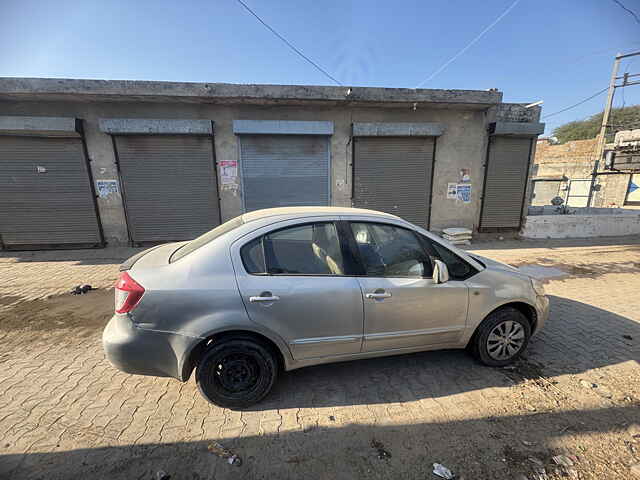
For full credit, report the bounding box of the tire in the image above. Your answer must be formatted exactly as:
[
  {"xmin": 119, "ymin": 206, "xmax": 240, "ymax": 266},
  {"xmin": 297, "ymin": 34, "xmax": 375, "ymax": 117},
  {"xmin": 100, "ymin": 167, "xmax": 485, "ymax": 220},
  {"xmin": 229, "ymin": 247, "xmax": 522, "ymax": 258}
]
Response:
[
  {"xmin": 471, "ymin": 307, "xmax": 531, "ymax": 367},
  {"xmin": 196, "ymin": 337, "xmax": 277, "ymax": 409}
]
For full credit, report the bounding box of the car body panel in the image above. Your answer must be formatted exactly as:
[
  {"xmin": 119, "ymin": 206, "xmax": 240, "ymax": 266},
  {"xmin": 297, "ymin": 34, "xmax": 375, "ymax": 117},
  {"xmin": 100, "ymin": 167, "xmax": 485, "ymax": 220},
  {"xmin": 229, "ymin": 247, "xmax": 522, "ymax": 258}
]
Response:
[
  {"xmin": 236, "ymin": 275, "xmax": 364, "ymax": 359},
  {"xmin": 102, "ymin": 206, "xmax": 550, "ymax": 382},
  {"xmin": 357, "ymin": 276, "xmax": 469, "ymax": 351},
  {"xmin": 461, "ymin": 267, "xmax": 549, "ymax": 345},
  {"xmin": 102, "ymin": 313, "xmax": 194, "ymax": 379}
]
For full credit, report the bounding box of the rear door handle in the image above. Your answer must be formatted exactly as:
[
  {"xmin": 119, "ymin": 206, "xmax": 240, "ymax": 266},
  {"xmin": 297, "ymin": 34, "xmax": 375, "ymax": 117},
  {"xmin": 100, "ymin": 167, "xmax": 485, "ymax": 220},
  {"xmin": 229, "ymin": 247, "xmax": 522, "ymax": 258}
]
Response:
[
  {"xmin": 365, "ymin": 292, "xmax": 392, "ymax": 299},
  {"xmin": 249, "ymin": 295, "xmax": 280, "ymax": 302}
]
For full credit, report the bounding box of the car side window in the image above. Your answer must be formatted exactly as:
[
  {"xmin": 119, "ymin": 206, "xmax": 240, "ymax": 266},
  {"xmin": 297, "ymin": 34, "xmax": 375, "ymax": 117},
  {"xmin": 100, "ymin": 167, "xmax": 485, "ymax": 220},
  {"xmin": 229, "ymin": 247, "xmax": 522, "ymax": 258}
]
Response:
[
  {"xmin": 241, "ymin": 222, "xmax": 345, "ymax": 276},
  {"xmin": 240, "ymin": 237, "xmax": 266, "ymax": 274},
  {"xmin": 420, "ymin": 236, "xmax": 477, "ymax": 280},
  {"xmin": 350, "ymin": 222, "xmax": 433, "ymax": 278}
]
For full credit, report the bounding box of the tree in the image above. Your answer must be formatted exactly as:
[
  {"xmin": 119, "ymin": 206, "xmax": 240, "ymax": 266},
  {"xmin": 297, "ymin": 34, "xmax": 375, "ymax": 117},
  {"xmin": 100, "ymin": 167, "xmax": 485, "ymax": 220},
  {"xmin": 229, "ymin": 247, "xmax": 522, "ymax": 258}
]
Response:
[{"xmin": 552, "ymin": 105, "xmax": 640, "ymax": 143}]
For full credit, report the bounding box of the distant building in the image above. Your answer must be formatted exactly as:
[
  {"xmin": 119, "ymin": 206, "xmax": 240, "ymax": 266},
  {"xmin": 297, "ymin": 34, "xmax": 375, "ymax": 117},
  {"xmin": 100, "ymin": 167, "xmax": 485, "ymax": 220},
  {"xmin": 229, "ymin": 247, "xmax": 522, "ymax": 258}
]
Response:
[{"xmin": 529, "ymin": 137, "xmax": 639, "ymax": 209}]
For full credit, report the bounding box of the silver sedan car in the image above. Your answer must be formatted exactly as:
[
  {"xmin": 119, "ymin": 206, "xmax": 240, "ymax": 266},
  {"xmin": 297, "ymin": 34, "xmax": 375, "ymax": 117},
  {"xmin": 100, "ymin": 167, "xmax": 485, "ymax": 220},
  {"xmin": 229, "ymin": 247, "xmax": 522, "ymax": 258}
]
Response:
[{"xmin": 103, "ymin": 207, "xmax": 549, "ymax": 408}]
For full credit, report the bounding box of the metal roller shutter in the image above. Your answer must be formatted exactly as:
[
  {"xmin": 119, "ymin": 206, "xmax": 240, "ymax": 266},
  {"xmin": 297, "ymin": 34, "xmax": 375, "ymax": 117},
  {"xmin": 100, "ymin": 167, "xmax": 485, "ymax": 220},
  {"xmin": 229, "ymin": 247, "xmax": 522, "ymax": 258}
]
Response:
[
  {"xmin": 0, "ymin": 136, "xmax": 101, "ymax": 248},
  {"xmin": 239, "ymin": 135, "xmax": 330, "ymax": 212},
  {"xmin": 114, "ymin": 135, "xmax": 220, "ymax": 243},
  {"xmin": 353, "ymin": 137, "xmax": 435, "ymax": 228},
  {"xmin": 480, "ymin": 137, "xmax": 532, "ymax": 229}
]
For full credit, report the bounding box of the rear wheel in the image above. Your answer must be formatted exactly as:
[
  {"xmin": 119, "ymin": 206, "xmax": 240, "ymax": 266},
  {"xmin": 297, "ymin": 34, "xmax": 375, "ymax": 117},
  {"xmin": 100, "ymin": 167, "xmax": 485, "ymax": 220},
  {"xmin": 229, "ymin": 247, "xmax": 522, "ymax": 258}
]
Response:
[
  {"xmin": 472, "ymin": 307, "xmax": 531, "ymax": 366},
  {"xmin": 196, "ymin": 337, "xmax": 277, "ymax": 409}
]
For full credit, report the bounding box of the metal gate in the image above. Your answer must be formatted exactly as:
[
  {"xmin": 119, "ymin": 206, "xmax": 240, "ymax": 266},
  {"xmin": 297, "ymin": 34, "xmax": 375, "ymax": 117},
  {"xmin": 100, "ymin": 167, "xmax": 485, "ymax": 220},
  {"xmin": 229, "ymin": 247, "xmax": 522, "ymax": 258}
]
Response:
[
  {"xmin": 531, "ymin": 179, "xmax": 562, "ymax": 206},
  {"xmin": 239, "ymin": 135, "xmax": 330, "ymax": 212},
  {"xmin": 565, "ymin": 179, "xmax": 591, "ymax": 207},
  {"xmin": 0, "ymin": 136, "xmax": 102, "ymax": 248},
  {"xmin": 353, "ymin": 137, "xmax": 435, "ymax": 228},
  {"xmin": 114, "ymin": 135, "xmax": 220, "ymax": 243},
  {"xmin": 480, "ymin": 137, "xmax": 533, "ymax": 229}
]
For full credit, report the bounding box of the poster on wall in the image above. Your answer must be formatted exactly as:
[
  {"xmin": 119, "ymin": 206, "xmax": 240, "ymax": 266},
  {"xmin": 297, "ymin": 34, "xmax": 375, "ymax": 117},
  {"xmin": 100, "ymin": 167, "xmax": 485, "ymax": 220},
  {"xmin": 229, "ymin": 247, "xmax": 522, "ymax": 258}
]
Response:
[
  {"xmin": 459, "ymin": 168, "xmax": 471, "ymax": 183},
  {"xmin": 219, "ymin": 160, "xmax": 238, "ymax": 185},
  {"xmin": 447, "ymin": 183, "xmax": 458, "ymax": 199},
  {"xmin": 96, "ymin": 180, "xmax": 118, "ymax": 198},
  {"xmin": 456, "ymin": 183, "xmax": 471, "ymax": 203}
]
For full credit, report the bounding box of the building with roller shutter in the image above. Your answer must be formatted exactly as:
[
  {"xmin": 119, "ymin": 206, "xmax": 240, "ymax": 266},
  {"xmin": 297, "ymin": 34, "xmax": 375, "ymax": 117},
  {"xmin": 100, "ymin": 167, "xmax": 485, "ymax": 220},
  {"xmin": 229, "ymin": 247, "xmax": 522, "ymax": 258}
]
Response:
[{"xmin": 0, "ymin": 78, "xmax": 544, "ymax": 249}]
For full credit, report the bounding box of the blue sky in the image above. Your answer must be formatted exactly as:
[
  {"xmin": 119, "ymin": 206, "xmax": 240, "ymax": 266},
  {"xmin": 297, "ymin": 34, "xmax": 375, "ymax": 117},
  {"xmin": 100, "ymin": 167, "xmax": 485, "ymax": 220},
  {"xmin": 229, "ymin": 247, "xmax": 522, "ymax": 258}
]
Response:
[{"xmin": 1, "ymin": 0, "xmax": 639, "ymax": 134}]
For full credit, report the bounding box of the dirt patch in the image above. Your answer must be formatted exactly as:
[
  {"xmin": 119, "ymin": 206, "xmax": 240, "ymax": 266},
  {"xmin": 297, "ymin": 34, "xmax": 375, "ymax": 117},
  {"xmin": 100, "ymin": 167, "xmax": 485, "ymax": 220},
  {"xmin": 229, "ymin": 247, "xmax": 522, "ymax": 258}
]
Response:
[
  {"xmin": 0, "ymin": 289, "xmax": 114, "ymax": 335},
  {"xmin": 503, "ymin": 357, "xmax": 548, "ymax": 381},
  {"xmin": 0, "ymin": 295, "xmax": 24, "ymax": 306},
  {"xmin": 512, "ymin": 260, "xmax": 640, "ymax": 281}
]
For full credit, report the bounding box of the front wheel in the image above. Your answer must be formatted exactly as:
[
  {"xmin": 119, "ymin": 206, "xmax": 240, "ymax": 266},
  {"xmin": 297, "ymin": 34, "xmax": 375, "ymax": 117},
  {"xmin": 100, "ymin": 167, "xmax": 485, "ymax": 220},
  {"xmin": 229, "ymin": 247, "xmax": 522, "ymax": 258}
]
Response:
[
  {"xmin": 196, "ymin": 337, "xmax": 277, "ymax": 409},
  {"xmin": 472, "ymin": 307, "xmax": 531, "ymax": 367}
]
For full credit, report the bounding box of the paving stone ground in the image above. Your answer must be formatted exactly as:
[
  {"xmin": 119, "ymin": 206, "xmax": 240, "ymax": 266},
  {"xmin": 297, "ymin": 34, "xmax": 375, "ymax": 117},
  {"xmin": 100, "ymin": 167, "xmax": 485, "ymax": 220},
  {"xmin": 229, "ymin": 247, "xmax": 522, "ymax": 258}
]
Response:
[{"xmin": 0, "ymin": 237, "xmax": 639, "ymax": 479}]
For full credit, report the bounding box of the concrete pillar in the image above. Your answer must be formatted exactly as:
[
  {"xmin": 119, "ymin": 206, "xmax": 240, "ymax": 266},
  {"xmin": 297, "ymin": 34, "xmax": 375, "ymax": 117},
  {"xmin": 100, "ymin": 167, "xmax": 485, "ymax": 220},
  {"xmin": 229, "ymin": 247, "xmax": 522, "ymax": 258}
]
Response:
[{"xmin": 81, "ymin": 115, "xmax": 129, "ymax": 245}]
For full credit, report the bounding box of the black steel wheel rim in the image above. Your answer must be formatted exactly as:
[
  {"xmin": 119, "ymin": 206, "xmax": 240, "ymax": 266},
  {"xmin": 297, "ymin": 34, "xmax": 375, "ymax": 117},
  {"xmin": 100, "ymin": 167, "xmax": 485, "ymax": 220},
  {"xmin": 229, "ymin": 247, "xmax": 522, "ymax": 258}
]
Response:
[{"xmin": 214, "ymin": 353, "xmax": 261, "ymax": 394}]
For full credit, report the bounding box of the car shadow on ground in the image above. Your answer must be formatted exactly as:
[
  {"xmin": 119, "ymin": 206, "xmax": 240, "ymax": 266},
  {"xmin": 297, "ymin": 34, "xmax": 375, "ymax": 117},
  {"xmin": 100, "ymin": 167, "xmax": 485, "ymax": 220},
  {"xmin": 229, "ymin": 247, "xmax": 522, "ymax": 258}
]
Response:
[
  {"xmin": 2, "ymin": 404, "xmax": 638, "ymax": 479},
  {"xmin": 246, "ymin": 294, "xmax": 639, "ymax": 411}
]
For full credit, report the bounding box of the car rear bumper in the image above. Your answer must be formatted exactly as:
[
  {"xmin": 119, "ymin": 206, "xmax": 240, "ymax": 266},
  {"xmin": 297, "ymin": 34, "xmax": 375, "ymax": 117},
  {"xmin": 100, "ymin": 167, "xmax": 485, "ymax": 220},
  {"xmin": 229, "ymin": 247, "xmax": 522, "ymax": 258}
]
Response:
[{"xmin": 102, "ymin": 314, "xmax": 195, "ymax": 380}]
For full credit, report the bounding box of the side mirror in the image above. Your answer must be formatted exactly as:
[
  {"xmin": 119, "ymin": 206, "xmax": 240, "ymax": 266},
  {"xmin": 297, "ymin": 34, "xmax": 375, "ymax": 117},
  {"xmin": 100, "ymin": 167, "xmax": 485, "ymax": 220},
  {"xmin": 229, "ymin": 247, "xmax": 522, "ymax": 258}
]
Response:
[{"xmin": 433, "ymin": 259, "xmax": 450, "ymax": 284}]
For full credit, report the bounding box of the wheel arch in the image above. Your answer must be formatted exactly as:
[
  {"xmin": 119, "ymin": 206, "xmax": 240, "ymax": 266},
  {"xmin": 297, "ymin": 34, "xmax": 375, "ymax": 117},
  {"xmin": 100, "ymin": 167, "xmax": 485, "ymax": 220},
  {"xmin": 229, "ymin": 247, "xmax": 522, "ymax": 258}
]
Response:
[
  {"xmin": 466, "ymin": 301, "xmax": 537, "ymax": 348},
  {"xmin": 180, "ymin": 329, "xmax": 289, "ymax": 381}
]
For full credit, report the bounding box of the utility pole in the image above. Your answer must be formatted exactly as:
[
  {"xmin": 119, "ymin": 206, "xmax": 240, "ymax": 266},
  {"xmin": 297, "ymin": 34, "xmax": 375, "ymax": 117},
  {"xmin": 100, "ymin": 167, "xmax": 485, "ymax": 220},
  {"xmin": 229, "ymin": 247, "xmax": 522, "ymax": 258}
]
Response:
[
  {"xmin": 593, "ymin": 54, "xmax": 621, "ymax": 171},
  {"xmin": 588, "ymin": 51, "xmax": 640, "ymax": 206}
]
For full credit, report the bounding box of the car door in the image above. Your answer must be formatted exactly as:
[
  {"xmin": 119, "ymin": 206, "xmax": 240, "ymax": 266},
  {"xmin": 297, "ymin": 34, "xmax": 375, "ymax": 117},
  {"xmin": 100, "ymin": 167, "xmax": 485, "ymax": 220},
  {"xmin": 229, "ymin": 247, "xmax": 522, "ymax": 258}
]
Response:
[
  {"xmin": 348, "ymin": 221, "xmax": 469, "ymax": 352},
  {"xmin": 231, "ymin": 219, "xmax": 364, "ymax": 360}
]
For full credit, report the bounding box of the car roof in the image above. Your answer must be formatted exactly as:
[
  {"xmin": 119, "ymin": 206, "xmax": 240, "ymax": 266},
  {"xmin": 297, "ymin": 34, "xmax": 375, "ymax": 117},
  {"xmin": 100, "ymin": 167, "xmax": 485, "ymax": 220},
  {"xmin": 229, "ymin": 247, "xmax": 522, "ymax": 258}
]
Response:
[{"xmin": 241, "ymin": 206, "xmax": 401, "ymax": 223}]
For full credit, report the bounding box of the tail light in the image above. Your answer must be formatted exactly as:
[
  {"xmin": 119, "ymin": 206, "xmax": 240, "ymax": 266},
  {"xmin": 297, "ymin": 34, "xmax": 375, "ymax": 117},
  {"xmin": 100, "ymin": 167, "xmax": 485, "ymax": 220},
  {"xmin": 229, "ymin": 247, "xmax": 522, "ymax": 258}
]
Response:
[{"xmin": 114, "ymin": 272, "xmax": 145, "ymax": 313}]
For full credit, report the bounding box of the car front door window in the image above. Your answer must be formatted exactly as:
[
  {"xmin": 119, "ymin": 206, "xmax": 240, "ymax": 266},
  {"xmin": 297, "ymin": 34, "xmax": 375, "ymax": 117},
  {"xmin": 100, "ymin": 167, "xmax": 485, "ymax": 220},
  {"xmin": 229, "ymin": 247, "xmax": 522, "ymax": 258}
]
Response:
[
  {"xmin": 350, "ymin": 222, "xmax": 432, "ymax": 278},
  {"xmin": 418, "ymin": 236, "xmax": 477, "ymax": 281}
]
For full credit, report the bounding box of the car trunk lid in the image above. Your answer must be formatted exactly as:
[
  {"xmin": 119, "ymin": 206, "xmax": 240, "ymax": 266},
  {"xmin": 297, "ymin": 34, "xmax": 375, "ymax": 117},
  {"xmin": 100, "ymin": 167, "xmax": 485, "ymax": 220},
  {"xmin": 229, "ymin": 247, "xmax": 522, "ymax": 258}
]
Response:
[{"xmin": 119, "ymin": 242, "xmax": 187, "ymax": 271}]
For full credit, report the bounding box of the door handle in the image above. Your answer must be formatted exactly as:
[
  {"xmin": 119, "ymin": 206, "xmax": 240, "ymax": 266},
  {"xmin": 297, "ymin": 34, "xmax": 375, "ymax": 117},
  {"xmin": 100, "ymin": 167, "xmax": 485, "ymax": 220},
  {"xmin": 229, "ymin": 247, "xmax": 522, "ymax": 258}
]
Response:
[
  {"xmin": 249, "ymin": 295, "xmax": 280, "ymax": 302},
  {"xmin": 365, "ymin": 292, "xmax": 392, "ymax": 299}
]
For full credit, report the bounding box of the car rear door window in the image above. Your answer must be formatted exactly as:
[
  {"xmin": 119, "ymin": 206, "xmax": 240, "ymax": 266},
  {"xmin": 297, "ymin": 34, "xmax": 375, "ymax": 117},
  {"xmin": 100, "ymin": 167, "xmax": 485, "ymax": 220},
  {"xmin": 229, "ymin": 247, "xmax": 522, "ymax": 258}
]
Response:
[
  {"xmin": 240, "ymin": 237, "xmax": 266, "ymax": 274},
  {"xmin": 350, "ymin": 222, "xmax": 433, "ymax": 278},
  {"xmin": 241, "ymin": 223, "xmax": 346, "ymax": 275}
]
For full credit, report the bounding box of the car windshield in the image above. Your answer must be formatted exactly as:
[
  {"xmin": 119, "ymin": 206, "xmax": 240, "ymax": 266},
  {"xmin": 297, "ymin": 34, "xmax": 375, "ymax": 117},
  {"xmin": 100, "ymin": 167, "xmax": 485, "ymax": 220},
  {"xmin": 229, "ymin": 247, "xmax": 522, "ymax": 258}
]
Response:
[{"xmin": 169, "ymin": 215, "xmax": 244, "ymax": 262}]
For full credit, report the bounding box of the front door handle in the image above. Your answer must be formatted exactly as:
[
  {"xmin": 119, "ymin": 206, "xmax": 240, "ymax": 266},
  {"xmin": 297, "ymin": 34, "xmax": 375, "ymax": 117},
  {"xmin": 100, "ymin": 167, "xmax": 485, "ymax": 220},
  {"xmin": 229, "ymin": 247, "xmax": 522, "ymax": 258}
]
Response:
[
  {"xmin": 365, "ymin": 292, "xmax": 392, "ymax": 299},
  {"xmin": 249, "ymin": 294, "xmax": 280, "ymax": 302}
]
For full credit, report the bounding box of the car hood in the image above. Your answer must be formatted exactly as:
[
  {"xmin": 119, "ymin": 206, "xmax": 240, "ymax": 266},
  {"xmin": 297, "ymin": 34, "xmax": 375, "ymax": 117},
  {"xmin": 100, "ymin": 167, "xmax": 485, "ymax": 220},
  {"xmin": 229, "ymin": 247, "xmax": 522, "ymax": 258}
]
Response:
[{"xmin": 468, "ymin": 253, "xmax": 520, "ymax": 273}]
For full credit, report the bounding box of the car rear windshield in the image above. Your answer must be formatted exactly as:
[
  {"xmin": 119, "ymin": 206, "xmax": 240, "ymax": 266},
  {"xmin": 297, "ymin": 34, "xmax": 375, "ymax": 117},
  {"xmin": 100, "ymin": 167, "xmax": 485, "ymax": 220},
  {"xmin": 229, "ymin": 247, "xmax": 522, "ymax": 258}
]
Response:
[{"xmin": 169, "ymin": 216, "xmax": 244, "ymax": 262}]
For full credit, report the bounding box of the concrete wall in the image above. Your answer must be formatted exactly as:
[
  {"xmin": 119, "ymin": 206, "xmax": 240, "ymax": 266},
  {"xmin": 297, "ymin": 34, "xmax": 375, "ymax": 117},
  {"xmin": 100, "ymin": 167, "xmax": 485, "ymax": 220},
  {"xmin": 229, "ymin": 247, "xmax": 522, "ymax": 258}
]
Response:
[
  {"xmin": 522, "ymin": 211, "xmax": 640, "ymax": 239},
  {"xmin": 1, "ymin": 100, "xmax": 492, "ymax": 244}
]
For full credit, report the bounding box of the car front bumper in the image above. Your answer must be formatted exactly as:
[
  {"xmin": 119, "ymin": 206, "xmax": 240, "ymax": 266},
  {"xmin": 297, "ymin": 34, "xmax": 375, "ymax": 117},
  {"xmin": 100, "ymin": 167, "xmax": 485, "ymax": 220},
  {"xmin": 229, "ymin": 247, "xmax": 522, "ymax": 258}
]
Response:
[
  {"xmin": 534, "ymin": 294, "xmax": 550, "ymax": 334},
  {"xmin": 102, "ymin": 314, "xmax": 196, "ymax": 380}
]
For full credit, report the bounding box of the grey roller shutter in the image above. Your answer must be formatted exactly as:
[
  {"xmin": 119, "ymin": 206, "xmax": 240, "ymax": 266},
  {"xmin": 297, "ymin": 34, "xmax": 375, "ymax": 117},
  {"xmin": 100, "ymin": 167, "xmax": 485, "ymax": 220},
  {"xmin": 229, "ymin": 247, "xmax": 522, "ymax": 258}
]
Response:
[
  {"xmin": 353, "ymin": 137, "xmax": 434, "ymax": 228},
  {"xmin": 480, "ymin": 137, "xmax": 532, "ymax": 229},
  {"xmin": 239, "ymin": 135, "xmax": 330, "ymax": 212},
  {"xmin": 0, "ymin": 136, "xmax": 101, "ymax": 247},
  {"xmin": 115, "ymin": 135, "xmax": 220, "ymax": 243}
]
